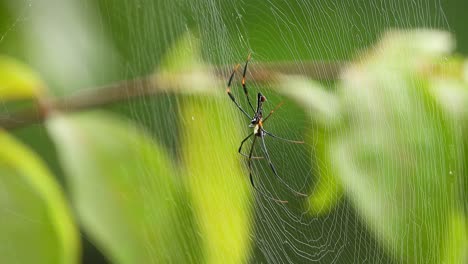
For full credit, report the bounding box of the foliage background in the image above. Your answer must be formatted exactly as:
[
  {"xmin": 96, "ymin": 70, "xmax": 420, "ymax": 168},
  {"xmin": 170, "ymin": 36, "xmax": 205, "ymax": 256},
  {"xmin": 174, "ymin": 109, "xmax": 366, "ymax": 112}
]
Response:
[{"xmin": 0, "ymin": 0, "xmax": 467, "ymax": 263}]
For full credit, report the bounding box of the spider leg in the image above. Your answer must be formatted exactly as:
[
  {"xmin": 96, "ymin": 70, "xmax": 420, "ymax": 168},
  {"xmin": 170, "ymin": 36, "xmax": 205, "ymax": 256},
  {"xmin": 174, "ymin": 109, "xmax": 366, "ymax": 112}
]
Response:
[
  {"xmin": 242, "ymin": 53, "xmax": 256, "ymax": 113},
  {"xmin": 240, "ymin": 152, "xmax": 263, "ymax": 159},
  {"xmin": 262, "ymin": 101, "xmax": 284, "ymax": 123},
  {"xmin": 248, "ymin": 136, "xmax": 288, "ymax": 204},
  {"xmin": 226, "ymin": 64, "xmax": 251, "ymax": 118},
  {"xmin": 262, "ymin": 129, "xmax": 304, "ymax": 144},
  {"xmin": 239, "ymin": 133, "xmax": 263, "ymax": 159},
  {"xmin": 259, "ymin": 133, "xmax": 308, "ymax": 197}
]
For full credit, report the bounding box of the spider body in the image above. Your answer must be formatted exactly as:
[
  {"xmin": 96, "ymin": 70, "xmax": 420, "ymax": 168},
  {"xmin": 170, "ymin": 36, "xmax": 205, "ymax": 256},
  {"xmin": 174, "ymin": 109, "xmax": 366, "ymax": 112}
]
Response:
[
  {"xmin": 249, "ymin": 93, "xmax": 266, "ymax": 136},
  {"xmin": 226, "ymin": 54, "xmax": 307, "ymax": 203},
  {"xmin": 252, "ymin": 122, "xmax": 262, "ymax": 136}
]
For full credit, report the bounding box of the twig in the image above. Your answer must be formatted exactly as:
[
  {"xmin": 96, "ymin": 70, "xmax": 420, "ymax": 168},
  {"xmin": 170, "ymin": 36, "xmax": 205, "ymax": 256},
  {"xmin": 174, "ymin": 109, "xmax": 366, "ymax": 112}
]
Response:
[{"xmin": 1, "ymin": 61, "xmax": 346, "ymax": 130}]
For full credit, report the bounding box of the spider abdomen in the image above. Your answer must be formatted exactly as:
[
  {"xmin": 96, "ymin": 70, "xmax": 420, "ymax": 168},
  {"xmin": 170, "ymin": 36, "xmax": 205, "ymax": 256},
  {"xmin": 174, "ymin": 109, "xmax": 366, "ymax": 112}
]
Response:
[{"xmin": 253, "ymin": 124, "xmax": 260, "ymax": 135}]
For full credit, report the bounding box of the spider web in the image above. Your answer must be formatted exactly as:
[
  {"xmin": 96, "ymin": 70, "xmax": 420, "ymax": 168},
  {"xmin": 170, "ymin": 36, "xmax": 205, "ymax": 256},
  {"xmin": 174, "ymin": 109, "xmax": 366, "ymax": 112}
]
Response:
[
  {"xmin": 1, "ymin": 0, "xmax": 463, "ymax": 263},
  {"xmin": 179, "ymin": 0, "xmax": 452, "ymax": 263},
  {"xmin": 215, "ymin": 57, "xmax": 384, "ymax": 263}
]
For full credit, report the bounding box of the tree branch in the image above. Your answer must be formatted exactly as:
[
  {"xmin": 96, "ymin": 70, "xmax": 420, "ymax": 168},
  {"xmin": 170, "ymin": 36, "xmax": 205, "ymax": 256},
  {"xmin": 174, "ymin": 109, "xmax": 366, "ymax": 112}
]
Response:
[{"xmin": 1, "ymin": 61, "xmax": 346, "ymax": 130}]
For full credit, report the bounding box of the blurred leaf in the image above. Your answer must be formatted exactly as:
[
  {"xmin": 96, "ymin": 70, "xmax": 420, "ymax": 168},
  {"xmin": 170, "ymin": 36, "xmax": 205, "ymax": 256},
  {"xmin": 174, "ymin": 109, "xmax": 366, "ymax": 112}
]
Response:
[
  {"xmin": 429, "ymin": 78, "xmax": 468, "ymax": 120},
  {"xmin": 369, "ymin": 30, "xmax": 454, "ymax": 65},
  {"xmin": 278, "ymin": 76, "xmax": 343, "ymax": 215},
  {"xmin": 442, "ymin": 212, "xmax": 468, "ymax": 263},
  {"xmin": 278, "ymin": 76, "xmax": 342, "ymax": 127},
  {"xmin": 429, "ymin": 64, "xmax": 468, "ymax": 210},
  {"xmin": 330, "ymin": 30, "xmax": 465, "ymax": 263},
  {"xmin": 47, "ymin": 112, "xmax": 202, "ymax": 264},
  {"xmin": 5, "ymin": 0, "xmax": 120, "ymax": 95},
  {"xmin": 0, "ymin": 129, "xmax": 79, "ymax": 264},
  {"xmin": 0, "ymin": 55, "xmax": 45, "ymax": 100},
  {"xmin": 293, "ymin": 30, "xmax": 467, "ymax": 263},
  {"xmin": 307, "ymin": 141, "xmax": 343, "ymax": 215},
  {"xmin": 181, "ymin": 96, "xmax": 253, "ymax": 264},
  {"xmin": 160, "ymin": 30, "xmax": 253, "ymax": 264},
  {"xmin": 158, "ymin": 30, "xmax": 202, "ymax": 73},
  {"xmin": 155, "ymin": 30, "xmax": 215, "ymax": 94}
]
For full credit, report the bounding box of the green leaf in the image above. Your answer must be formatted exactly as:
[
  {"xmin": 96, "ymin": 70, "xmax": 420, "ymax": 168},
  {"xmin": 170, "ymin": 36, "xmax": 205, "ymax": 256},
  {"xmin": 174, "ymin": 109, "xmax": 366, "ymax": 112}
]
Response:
[
  {"xmin": 0, "ymin": 129, "xmax": 79, "ymax": 264},
  {"xmin": 278, "ymin": 76, "xmax": 344, "ymax": 215},
  {"xmin": 428, "ymin": 65, "xmax": 468, "ymax": 210},
  {"xmin": 154, "ymin": 30, "xmax": 215, "ymax": 94},
  {"xmin": 158, "ymin": 30, "xmax": 202, "ymax": 73},
  {"xmin": 442, "ymin": 212, "xmax": 468, "ymax": 263},
  {"xmin": 160, "ymin": 30, "xmax": 254, "ymax": 264},
  {"xmin": 0, "ymin": 55, "xmax": 45, "ymax": 100},
  {"xmin": 278, "ymin": 76, "xmax": 342, "ymax": 127},
  {"xmin": 307, "ymin": 135, "xmax": 343, "ymax": 216},
  {"xmin": 181, "ymin": 96, "xmax": 254, "ymax": 264},
  {"xmin": 327, "ymin": 30, "xmax": 465, "ymax": 263},
  {"xmin": 47, "ymin": 112, "xmax": 202, "ymax": 264}
]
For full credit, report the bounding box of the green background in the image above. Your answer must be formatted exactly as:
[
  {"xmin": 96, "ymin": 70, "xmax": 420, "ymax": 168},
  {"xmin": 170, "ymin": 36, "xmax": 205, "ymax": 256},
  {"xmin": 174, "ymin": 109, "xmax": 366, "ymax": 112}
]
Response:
[{"xmin": 1, "ymin": 0, "xmax": 467, "ymax": 263}]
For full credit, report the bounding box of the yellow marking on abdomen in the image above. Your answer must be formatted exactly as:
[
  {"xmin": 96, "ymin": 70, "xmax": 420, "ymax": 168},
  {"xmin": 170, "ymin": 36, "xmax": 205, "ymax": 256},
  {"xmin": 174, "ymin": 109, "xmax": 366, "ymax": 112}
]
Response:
[{"xmin": 253, "ymin": 124, "xmax": 259, "ymax": 134}]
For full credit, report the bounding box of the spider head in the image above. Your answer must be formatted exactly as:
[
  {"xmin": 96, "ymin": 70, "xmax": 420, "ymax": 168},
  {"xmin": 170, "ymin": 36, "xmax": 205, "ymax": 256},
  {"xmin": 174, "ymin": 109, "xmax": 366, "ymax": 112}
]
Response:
[
  {"xmin": 258, "ymin": 93, "xmax": 267, "ymax": 102},
  {"xmin": 249, "ymin": 116, "xmax": 259, "ymax": 126}
]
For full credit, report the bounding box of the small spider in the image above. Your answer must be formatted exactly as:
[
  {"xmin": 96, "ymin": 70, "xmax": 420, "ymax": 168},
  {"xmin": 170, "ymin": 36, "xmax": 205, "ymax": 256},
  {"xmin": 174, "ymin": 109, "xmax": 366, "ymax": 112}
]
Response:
[{"xmin": 226, "ymin": 53, "xmax": 307, "ymax": 203}]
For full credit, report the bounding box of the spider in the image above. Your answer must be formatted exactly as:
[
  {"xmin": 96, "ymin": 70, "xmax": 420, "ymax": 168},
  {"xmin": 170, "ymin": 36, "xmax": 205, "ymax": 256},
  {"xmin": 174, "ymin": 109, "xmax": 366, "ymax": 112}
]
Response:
[{"xmin": 226, "ymin": 53, "xmax": 307, "ymax": 203}]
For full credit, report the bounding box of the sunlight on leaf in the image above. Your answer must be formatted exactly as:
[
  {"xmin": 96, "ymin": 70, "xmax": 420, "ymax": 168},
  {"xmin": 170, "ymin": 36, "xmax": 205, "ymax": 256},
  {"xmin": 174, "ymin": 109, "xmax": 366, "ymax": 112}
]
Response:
[
  {"xmin": 0, "ymin": 129, "xmax": 79, "ymax": 264},
  {"xmin": 0, "ymin": 55, "xmax": 45, "ymax": 100},
  {"xmin": 47, "ymin": 112, "xmax": 202, "ymax": 264},
  {"xmin": 369, "ymin": 30, "xmax": 454, "ymax": 68}
]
